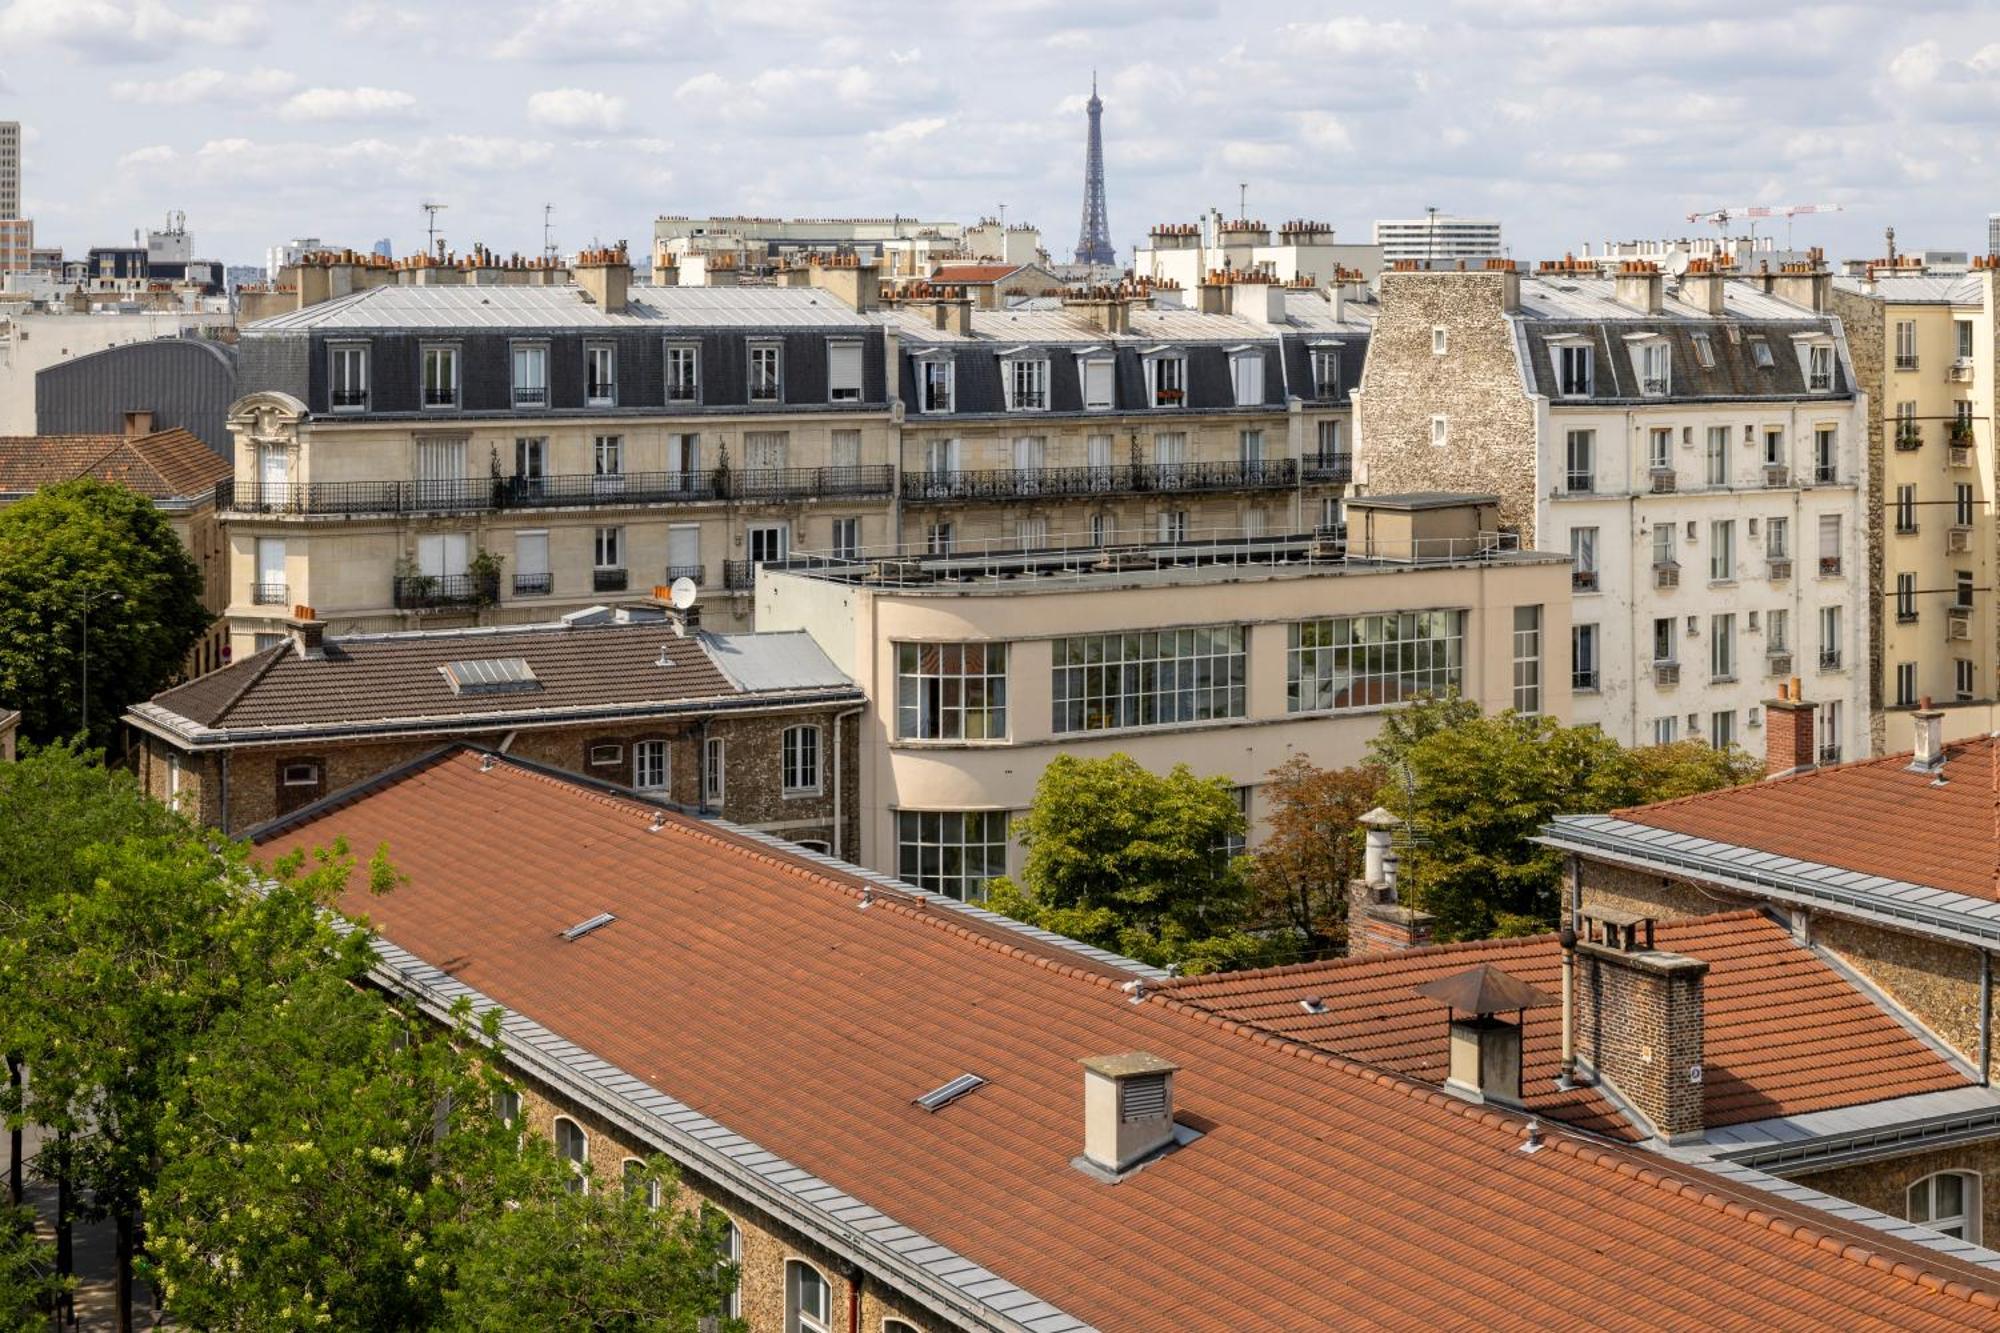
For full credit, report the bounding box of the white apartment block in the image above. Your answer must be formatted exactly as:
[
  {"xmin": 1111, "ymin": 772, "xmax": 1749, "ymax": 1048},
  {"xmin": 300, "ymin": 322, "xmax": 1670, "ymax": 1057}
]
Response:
[
  {"xmin": 1135, "ymin": 212, "xmax": 1383, "ymax": 289},
  {"xmin": 1355, "ymin": 258, "xmax": 1870, "ymax": 759},
  {"xmin": 1372, "ymin": 216, "xmax": 1503, "ymax": 265},
  {"xmin": 0, "ymin": 121, "xmax": 18, "ymax": 220}
]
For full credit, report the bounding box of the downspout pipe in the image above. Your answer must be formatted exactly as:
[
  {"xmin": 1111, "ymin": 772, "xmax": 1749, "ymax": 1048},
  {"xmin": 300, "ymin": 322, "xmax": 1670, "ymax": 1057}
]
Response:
[
  {"xmin": 1558, "ymin": 853, "xmax": 1580, "ymax": 1089},
  {"xmin": 844, "ymin": 1261, "xmax": 863, "ymax": 1333},
  {"xmin": 832, "ymin": 707, "xmax": 862, "ymax": 859},
  {"xmin": 1982, "ymin": 951, "xmax": 1992, "ymax": 1087}
]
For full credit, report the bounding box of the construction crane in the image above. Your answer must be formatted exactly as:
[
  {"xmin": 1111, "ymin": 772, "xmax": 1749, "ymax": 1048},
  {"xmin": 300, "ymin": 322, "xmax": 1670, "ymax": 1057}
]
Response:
[{"xmin": 1686, "ymin": 203, "xmax": 1843, "ymax": 251}]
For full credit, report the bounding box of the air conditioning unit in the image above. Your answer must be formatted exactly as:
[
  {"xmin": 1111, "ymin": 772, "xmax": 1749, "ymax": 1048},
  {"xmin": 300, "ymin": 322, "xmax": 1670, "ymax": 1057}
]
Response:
[
  {"xmin": 1767, "ymin": 652, "xmax": 1793, "ymax": 676},
  {"xmin": 1950, "ymin": 359, "xmax": 1974, "ymax": 382},
  {"xmin": 1767, "ymin": 558, "xmax": 1792, "ymax": 581},
  {"xmin": 1949, "ymin": 526, "xmax": 1972, "ymax": 553},
  {"xmin": 1763, "ymin": 464, "xmax": 1790, "ymax": 488},
  {"xmin": 1654, "ymin": 563, "xmax": 1679, "ymax": 589},
  {"xmin": 1949, "ymin": 611, "xmax": 1973, "ymax": 641},
  {"xmin": 1952, "ymin": 445, "xmax": 1975, "ymax": 469},
  {"xmin": 1654, "ymin": 662, "xmax": 1681, "ymax": 688},
  {"xmin": 1650, "ymin": 469, "xmax": 1676, "ymax": 494}
]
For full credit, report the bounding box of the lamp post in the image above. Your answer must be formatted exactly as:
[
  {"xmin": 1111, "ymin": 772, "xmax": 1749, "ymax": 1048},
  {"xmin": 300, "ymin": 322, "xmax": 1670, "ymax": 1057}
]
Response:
[{"xmin": 79, "ymin": 588, "xmax": 123, "ymax": 740}]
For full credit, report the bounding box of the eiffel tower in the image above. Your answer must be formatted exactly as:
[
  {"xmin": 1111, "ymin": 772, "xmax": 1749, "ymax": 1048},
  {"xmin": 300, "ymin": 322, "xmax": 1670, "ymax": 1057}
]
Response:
[{"xmin": 1073, "ymin": 73, "xmax": 1115, "ymax": 267}]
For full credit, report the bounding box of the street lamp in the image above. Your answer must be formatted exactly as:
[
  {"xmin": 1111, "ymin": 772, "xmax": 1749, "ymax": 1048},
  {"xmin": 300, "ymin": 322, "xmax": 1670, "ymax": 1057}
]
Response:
[{"xmin": 78, "ymin": 589, "xmax": 123, "ymax": 740}]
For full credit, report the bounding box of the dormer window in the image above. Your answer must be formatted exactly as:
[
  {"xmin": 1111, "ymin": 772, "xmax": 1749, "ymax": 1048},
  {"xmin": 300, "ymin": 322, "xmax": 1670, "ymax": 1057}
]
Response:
[
  {"xmin": 421, "ymin": 344, "xmax": 459, "ymax": 409},
  {"xmin": 1627, "ymin": 334, "xmax": 1670, "ymax": 397},
  {"xmin": 330, "ymin": 343, "xmax": 369, "ymax": 411},
  {"xmin": 585, "ymin": 342, "xmax": 617, "ymax": 407},
  {"xmin": 1228, "ymin": 347, "xmax": 1265, "ymax": 406},
  {"xmin": 1143, "ymin": 351, "xmax": 1186, "ymax": 407},
  {"xmin": 917, "ymin": 356, "xmax": 954, "ymax": 412},
  {"xmin": 1750, "ymin": 339, "xmax": 1774, "ymax": 369},
  {"xmin": 827, "ymin": 338, "xmax": 863, "ymax": 403},
  {"xmin": 1690, "ymin": 332, "xmax": 1716, "ymax": 370},
  {"xmin": 1308, "ymin": 343, "xmax": 1341, "ymax": 399},
  {"xmin": 511, "ymin": 342, "xmax": 548, "ymax": 409},
  {"xmin": 1552, "ymin": 340, "xmax": 1592, "ymax": 397},
  {"xmin": 1807, "ymin": 343, "xmax": 1834, "ymax": 393},
  {"xmin": 665, "ymin": 341, "xmax": 700, "ymax": 403},
  {"xmin": 1077, "ymin": 349, "xmax": 1114, "ymax": 410},
  {"xmin": 749, "ymin": 341, "xmax": 782, "ymax": 403},
  {"xmin": 1001, "ymin": 353, "xmax": 1048, "ymax": 411}
]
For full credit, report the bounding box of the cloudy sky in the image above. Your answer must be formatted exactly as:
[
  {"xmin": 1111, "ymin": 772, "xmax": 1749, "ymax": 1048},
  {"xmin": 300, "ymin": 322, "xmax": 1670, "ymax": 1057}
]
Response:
[{"xmin": 3, "ymin": 0, "xmax": 1997, "ymax": 267}]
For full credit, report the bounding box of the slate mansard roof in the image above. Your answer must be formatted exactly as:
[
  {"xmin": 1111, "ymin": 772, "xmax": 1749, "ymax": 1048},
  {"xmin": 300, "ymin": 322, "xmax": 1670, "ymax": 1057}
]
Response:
[
  {"xmin": 129, "ymin": 618, "xmax": 859, "ymax": 747},
  {"xmin": 1513, "ymin": 276, "xmax": 1854, "ymax": 404},
  {"xmin": 248, "ymin": 747, "xmax": 2000, "ymax": 1331}
]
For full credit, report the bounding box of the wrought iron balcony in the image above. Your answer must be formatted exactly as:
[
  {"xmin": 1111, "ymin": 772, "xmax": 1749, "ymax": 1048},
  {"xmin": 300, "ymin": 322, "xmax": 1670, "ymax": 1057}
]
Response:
[
  {"xmin": 393, "ymin": 572, "xmax": 500, "ymax": 612},
  {"xmin": 512, "ymin": 386, "xmax": 548, "ymax": 407},
  {"xmin": 1565, "ymin": 471, "xmax": 1595, "ymax": 495},
  {"xmin": 217, "ymin": 465, "xmax": 893, "ymax": 518},
  {"xmin": 720, "ymin": 465, "xmax": 894, "ymax": 500},
  {"xmin": 331, "ymin": 389, "xmax": 368, "ymax": 410},
  {"xmin": 593, "ymin": 567, "xmax": 628, "ymax": 593},
  {"xmin": 900, "ymin": 459, "xmax": 1297, "ymax": 503},
  {"xmin": 1572, "ymin": 569, "xmax": 1598, "ymax": 592},
  {"xmin": 513, "ymin": 572, "xmax": 552, "ymax": 596},
  {"xmin": 664, "ymin": 564, "xmax": 705, "ymax": 585},
  {"xmin": 251, "ymin": 581, "xmax": 288, "ymax": 606},
  {"xmin": 723, "ymin": 559, "xmax": 758, "ymax": 590},
  {"xmin": 1819, "ymin": 648, "xmax": 1842, "ymax": 671},
  {"xmin": 1894, "ymin": 425, "xmax": 1924, "ymax": 452},
  {"xmin": 422, "ymin": 386, "xmax": 458, "ymax": 407},
  {"xmin": 1301, "ymin": 452, "xmax": 1353, "ymax": 483}
]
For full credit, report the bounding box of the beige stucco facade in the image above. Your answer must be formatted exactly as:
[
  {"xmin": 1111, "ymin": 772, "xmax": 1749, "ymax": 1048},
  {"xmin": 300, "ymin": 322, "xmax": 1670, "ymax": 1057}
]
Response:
[{"xmin": 757, "ymin": 546, "xmax": 1571, "ymax": 895}]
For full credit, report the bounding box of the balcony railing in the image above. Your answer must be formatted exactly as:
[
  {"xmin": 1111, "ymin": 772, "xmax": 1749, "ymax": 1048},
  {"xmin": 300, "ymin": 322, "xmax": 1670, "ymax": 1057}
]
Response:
[
  {"xmin": 1895, "ymin": 425, "xmax": 1924, "ymax": 452},
  {"xmin": 1301, "ymin": 453, "xmax": 1353, "ymax": 483},
  {"xmin": 723, "ymin": 559, "xmax": 759, "ymax": 591},
  {"xmin": 1813, "ymin": 464, "xmax": 1838, "ymax": 484},
  {"xmin": 663, "ymin": 564, "xmax": 705, "ymax": 586},
  {"xmin": 217, "ymin": 465, "xmax": 895, "ymax": 518},
  {"xmin": 1895, "ymin": 354, "xmax": 1919, "ymax": 371},
  {"xmin": 1819, "ymin": 742, "xmax": 1842, "ymax": 764},
  {"xmin": 422, "ymin": 387, "xmax": 458, "ymax": 408},
  {"xmin": 251, "ymin": 581, "xmax": 288, "ymax": 606},
  {"xmin": 593, "ymin": 567, "xmax": 629, "ymax": 593},
  {"xmin": 1819, "ymin": 648, "xmax": 1842, "ymax": 671},
  {"xmin": 1897, "ymin": 607, "xmax": 1919, "ymax": 624},
  {"xmin": 1572, "ymin": 669, "xmax": 1599, "ymax": 692},
  {"xmin": 513, "ymin": 572, "xmax": 552, "ymax": 596},
  {"xmin": 901, "ymin": 459, "xmax": 1298, "ymax": 503},
  {"xmin": 393, "ymin": 572, "xmax": 500, "ymax": 612},
  {"xmin": 1819, "ymin": 555, "xmax": 1843, "ymax": 577},
  {"xmin": 513, "ymin": 387, "xmax": 548, "ymax": 407},
  {"xmin": 1572, "ymin": 569, "xmax": 1598, "ymax": 592},
  {"xmin": 1565, "ymin": 472, "xmax": 1594, "ymax": 495},
  {"xmin": 331, "ymin": 388, "xmax": 368, "ymax": 410},
  {"xmin": 1641, "ymin": 377, "xmax": 1669, "ymax": 396}
]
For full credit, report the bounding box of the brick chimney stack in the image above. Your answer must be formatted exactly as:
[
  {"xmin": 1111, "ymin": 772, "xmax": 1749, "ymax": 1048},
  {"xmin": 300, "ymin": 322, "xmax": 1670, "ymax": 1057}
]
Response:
[
  {"xmin": 575, "ymin": 243, "xmax": 632, "ymax": 315},
  {"xmin": 1346, "ymin": 807, "xmax": 1435, "ymax": 954},
  {"xmin": 288, "ymin": 604, "xmax": 325, "ymax": 660},
  {"xmin": 1763, "ymin": 677, "xmax": 1816, "ymax": 778},
  {"xmin": 1575, "ymin": 908, "xmax": 1707, "ymax": 1143}
]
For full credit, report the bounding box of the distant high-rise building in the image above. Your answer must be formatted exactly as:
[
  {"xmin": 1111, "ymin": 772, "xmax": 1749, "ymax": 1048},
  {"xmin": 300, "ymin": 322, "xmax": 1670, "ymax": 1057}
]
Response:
[
  {"xmin": 1372, "ymin": 214, "xmax": 1502, "ymax": 265},
  {"xmin": 1073, "ymin": 75, "xmax": 1114, "ymax": 267},
  {"xmin": 372, "ymin": 237, "xmax": 393, "ymax": 259},
  {"xmin": 0, "ymin": 121, "xmax": 19, "ymax": 219},
  {"xmin": 1987, "ymin": 213, "xmax": 1999, "ymax": 257}
]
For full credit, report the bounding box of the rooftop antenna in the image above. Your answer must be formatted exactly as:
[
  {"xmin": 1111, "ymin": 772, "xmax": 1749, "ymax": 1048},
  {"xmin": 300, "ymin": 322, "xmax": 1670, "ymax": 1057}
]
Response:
[
  {"xmin": 421, "ymin": 201, "xmax": 448, "ymax": 255},
  {"xmin": 1239, "ymin": 182, "xmax": 1248, "ymax": 222},
  {"xmin": 543, "ymin": 203, "xmax": 557, "ymax": 263}
]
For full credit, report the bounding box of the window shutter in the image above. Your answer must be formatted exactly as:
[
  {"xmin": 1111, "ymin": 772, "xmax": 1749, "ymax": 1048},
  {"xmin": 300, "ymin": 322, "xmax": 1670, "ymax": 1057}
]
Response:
[
  {"xmin": 515, "ymin": 532, "xmax": 549, "ymax": 577},
  {"xmin": 828, "ymin": 340, "xmax": 863, "ymax": 398},
  {"xmin": 1084, "ymin": 358, "xmax": 1114, "ymax": 408},
  {"xmin": 1233, "ymin": 353, "xmax": 1263, "ymax": 405}
]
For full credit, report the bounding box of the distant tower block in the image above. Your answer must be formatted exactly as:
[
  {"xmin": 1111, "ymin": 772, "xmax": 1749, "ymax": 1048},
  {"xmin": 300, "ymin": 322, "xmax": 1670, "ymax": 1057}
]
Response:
[{"xmin": 1074, "ymin": 74, "xmax": 1115, "ymax": 267}]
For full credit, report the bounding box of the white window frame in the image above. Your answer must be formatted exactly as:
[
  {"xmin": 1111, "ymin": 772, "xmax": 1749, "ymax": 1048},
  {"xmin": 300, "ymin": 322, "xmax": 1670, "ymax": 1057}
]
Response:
[
  {"xmin": 1908, "ymin": 1170, "xmax": 1981, "ymax": 1242},
  {"xmin": 665, "ymin": 341, "xmax": 701, "ymax": 404},
  {"xmin": 1308, "ymin": 343, "xmax": 1340, "ymax": 399},
  {"xmin": 1080, "ymin": 355, "xmax": 1114, "ymax": 411},
  {"xmin": 703, "ymin": 736, "xmax": 725, "ymax": 809},
  {"xmin": 1432, "ymin": 326, "xmax": 1448, "ymax": 356},
  {"xmin": 421, "ymin": 343, "xmax": 459, "ymax": 410},
  {"xmin": 329, "ymin": 342, "xmax": 369, "ymax": 412},
  {"xmin": 787, "ymin": 1259, "xmax": 833, "ymax": 1333},
  {"xmin": 1228, "ymin": 348, "xmax": 1264, "ymax": 406},
  {"xmin": 782, "ymin": 724, "xmax": 823, "ymax": 797},
  {"xmin": 1142, "ymin": 350, "xmax": 1186, "ymax": 408},
  {"xmin": 917, "ymin": 355, "xmax": 954, "ymax": 413},
  {"xmin": 1002, "ymin": 354, "xmax": 1050, "ymax": 411},
  {"xmin": 281, "ymin": 760, "xmax": 320, "ymax": 788},
  {"xmin": 750, "ymin": 341, "xmax": 783, "ymax": 403},
  {"xmin": 554, "ymin": 1116, "xmax": 588, "ymax": 1193},
  {"xmin": 594, "ymin": 525, "xmax": 622, "ymax": 570},
  {"xmin": 584, "ymin": 342, "xmax": 617, "ymax": 407},
  {"xmin": 1430, "ymin": 414, "xmax": 1448, "ymax": 448},
  {"xmin": 588, "ymin": 743, "xmax": 623, "ymax": 767},
  {"xmin": 511, "ymin": 341, "xmax": 549, "ymax": 410},
  {"xmin": 1552, "ymin": 339, "xmax": 1592, "ymax": 397},
  {"xmin": 632, "ymin": 738, "xmax": 668, "ymax": 792}
]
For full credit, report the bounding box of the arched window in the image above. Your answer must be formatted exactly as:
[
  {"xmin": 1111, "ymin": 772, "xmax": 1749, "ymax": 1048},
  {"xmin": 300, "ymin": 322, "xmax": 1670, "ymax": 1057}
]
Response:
[
  {"xmin": 704, "ymin": 1205, "xmax": 741, "ymax": 1320},
  {"xmin": 1909, "ymin": 1170, "xmax": 1981, "ymax": 1241},
  {"xmin": 884, "ymin": 1322, "xmax": 920, "ymax": 1333},
  {"xmin": 553, "ymin": 1116, "xmax": 588, "ymax": 1194},
  {"xmin": 785, "ymin": 1258, "xmax": 832, "ymax": 1333},
  {"xmin": 621, "ymin": 1158, "xmax": 660, "ymax": 1208}
]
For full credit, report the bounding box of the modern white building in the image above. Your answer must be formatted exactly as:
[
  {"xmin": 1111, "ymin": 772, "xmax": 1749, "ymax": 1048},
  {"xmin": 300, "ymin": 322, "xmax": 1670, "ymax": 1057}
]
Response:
[
  {"xmin": 266, "ymin": 237, "xmax": 332, "ymax": 281},
  {"xmin": 1372, "ymin": 215, "xmax": 1502, "ymax": 265},
  {"xmin": 1134, "ymin": 212, "xmax": 1382, "ymax": 288},
  {"xmin": 0, "ymin": 121, "xmax": 19, "ymax": 220}
]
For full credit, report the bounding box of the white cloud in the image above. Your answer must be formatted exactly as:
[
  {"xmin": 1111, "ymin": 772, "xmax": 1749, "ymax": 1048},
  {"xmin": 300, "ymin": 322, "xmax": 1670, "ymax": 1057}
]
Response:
[
  {"xmin": 526, "ymin": 89, "xmax": 628, "ymax": 133},
  {"xmin": 1279, "ymin": 17, "xmax": 1425, "ymax": 57},
  {"xmin": 111, "ymin": 66, "xmax": 295, "ymax": 105},
  {"xmin": 116, "ymin": 143, "xmax": 176, "ymax": 167},
  {"xmin": 0, "ymin": 0, "xmax": 264, "ymax": 61},
  {"xmin": 279, "ymin": 87, "xmax": 418, "ymax": 122},
  {"xmin": 491, "ymin": 0, "xmax": 704, "ymax": 60},
  {"xmin": 1296, "ymin": 111, "xmax": 1355, "ymax": 155}
]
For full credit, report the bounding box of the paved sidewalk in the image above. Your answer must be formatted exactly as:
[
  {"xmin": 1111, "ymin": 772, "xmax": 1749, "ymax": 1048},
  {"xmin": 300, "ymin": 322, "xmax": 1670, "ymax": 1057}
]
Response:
[{"xmin": 19, "ymin": 1122, "xmax": 164, "ymax": 1330}]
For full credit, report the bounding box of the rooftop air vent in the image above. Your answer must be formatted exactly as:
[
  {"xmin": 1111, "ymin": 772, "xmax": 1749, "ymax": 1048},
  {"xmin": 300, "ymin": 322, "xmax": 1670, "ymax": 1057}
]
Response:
[
  {"xmin": 914, "ymin": 1073, "xmax": 987, "ymax": 1112},
  {"xmin": 559, "ymin": 911, "xmax": 616, "ymax": 942},
  {"xmin": 439, "ymin": 657, "xmax": 542, "ymax": 696},
  {"xmin": 1299, "ymin": 997, "xmax": 1328, "ymax": 1015}
]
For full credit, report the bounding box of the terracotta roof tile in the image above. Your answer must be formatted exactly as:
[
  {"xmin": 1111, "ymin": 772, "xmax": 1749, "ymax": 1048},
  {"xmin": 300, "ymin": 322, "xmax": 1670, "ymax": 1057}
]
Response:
[
  {"xmin": 1164, "ymin": 913, "xmax": 1968, "ymax": 1137},
  {"xmin": 1616, "ymin": 738, "xmax": 2000, "ymax": 899},
  {"xmin": 254, "ymin": 751, "xmax": 2000, "ymax": 1330},
  {"xmin": 0, "ymin": 429, "xmax": 227, "ymax": 500}
]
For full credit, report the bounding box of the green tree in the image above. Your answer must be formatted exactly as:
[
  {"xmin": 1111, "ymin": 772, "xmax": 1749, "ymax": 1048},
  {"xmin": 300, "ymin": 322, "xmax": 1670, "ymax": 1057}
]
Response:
[
  {"xmin": 984, "ymin": 753, "xmax": 1271, "ymax": 973},
  {"xmin": 444, "ymin": 1155, "xmax": 740, "ymax": 1333},
  {"xmin": 1371, "ymin": 697, "xmax": 1759, "ymax": 941},
  {"xmin": 0, "ymin": 1203, "xmax": 65, "ymax": 1333},
  {"xmin": 0, "ymin": 479, "xmax": 211, "ymax": 748},
  {"xmin": 1242, "ymin": 757, "xmax": 1383, "ymax": 960}
]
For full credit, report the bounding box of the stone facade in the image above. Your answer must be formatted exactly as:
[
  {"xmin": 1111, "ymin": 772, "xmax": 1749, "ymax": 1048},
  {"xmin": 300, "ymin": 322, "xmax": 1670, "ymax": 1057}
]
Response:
[
  {"xmin": 1353, "ymin": 269, "xmax": 1540, "ymax": 540},
  {"xmin": 1791, "ymin": 1138, "xmax": 2000, "ymax": 1249},
  {"xmin": 510, "ymin": 1077, "xmax": 946, "ymax": 1332},
  {"xmin": 1344, "ymin": 876, "xmax": 1436, "ymax": 954},
  {"xmin": 136, "ymin": 707, "xmax": 861, "ymax": 852},
  {"xmin": 1827, "ymin": 284, "xmax": 1889, "ymax": 751}
]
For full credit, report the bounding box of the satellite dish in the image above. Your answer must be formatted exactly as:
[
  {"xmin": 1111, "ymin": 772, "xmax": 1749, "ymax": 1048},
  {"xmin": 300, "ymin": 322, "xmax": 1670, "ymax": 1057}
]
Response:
[
  {"xmin": 669, "ymin": 577, "xmax": 699, "ymax": 610},
  {"xmin": 1664, "ymin": 251, "xmax": 1691, "ymax": 278}
]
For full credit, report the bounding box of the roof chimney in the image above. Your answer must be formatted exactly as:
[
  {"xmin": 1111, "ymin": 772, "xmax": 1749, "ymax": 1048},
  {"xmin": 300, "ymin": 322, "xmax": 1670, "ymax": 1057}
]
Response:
[
  {"xmin": 1614, "ymin": 261, "xmax": 1664, "ymax": 315},
  {"xmin": 1575, "ymin": 908, "xmax": 1706, "ymax": 1143},
  {"xmin": 1413, "ymin": 964, "xmax": 1555, "ymax": 1108},
  {"xmin": 1770, "ymin": 252, "xmax": 1832, "ymax": 313},
  {"xmin": 288, "ymin": 604, "xmax": 325, "ymax": 660},
  {"xmin": 1763, "ymin": 677, "xmax": 1817, "ymax": 778},
  {"xmin": 1910, "ymin": 697, "xmax": 1945, "ymax": 773},
  {"xmin": 1681, "ymin": 258, "xmax": 1726, "ymax": 316},
  {"xmin": 574, "ymin": 242, "xmax": 632, "ymax": 315},
  {"xmin": 1077, "ymin": 1053, "xmax": 1179, "ymax": 1179},
  {"xmin": 1347, "ymin": 807, "xmax": 1435, "ymax": 954}
]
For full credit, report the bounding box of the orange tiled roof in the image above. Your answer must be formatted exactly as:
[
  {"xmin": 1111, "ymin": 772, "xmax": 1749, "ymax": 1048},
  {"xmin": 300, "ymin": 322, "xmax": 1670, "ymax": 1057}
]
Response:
[
  {"xmin": 0, "ymin": 429, "xmax": 228, "ymax": 501},
  {"xmin": 1617, "ymin": 737, "xmax": 2000, "ymax": 900},
  {"xmin": 1164, "ymin": 912, "xmax": 1969, "ymax": 1139},
  {"xmin": 255, "ymin": 749, "xmax": 2000, "ymax": 1330}
]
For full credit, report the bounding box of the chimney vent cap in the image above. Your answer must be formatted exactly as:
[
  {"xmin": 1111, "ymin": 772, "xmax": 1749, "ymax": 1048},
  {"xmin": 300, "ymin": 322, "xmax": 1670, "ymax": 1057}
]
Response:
[
  {"xmin": 1413, "ymin": 962, "xmax": 1556, "ymax": 1015},
  {"xmin": 1079, "ymin": 1051, "xmax": 1178, "ymax": 1080}
]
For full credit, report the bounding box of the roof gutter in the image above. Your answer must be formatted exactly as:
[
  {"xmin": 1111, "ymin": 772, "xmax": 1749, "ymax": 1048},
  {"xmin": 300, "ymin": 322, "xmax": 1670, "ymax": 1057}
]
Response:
[{"xmin": 126, "ymin": 688, "xmax": 867, "ymax": 752}]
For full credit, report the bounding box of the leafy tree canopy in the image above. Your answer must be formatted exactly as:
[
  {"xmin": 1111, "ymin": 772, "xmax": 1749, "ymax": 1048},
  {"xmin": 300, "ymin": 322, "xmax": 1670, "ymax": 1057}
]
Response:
[
  {"xmin": 0, "ymin": 479, "xmax": 210, "ymax": 747},
  {"xmin": 1241, "ymin": 756, "xmax": 1383, "ymax": 961}
]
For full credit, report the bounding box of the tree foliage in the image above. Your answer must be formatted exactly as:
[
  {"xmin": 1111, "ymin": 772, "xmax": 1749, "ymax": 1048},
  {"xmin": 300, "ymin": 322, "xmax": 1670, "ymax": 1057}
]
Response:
[
  {"xmin": 1370, "ymin": 696, "xmax": 1760, "ymax": 940},
  {"xmin": 0, "ymin": 479, "xmax": 211, "ymax": 747},
  {"xmin": 1242, "ymin": 757, "xmax": 1383, "ymax": 960},
  {"xmin": 0, "ymin": 1204, "xmax": 65, "ymax": 1333},
  {"xmin": 984, "ymin": 753, "xmax": 1274, "ymax": 973}
]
